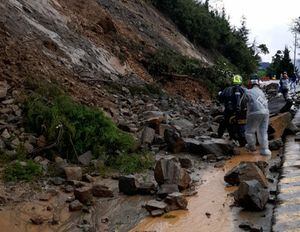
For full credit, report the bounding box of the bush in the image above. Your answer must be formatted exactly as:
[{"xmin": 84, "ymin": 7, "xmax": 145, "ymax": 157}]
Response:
[
  {"xmin": 24, "ymin": 81, "xmax": 135, "ymax": 162},
  {"xmin": 113, "ymin": 152, "xmax": 154, "ymax": 174},
  {"xmin": 147, "ymin": 48, "xmax": 237, "ymax": 93},
  {"xmin": 4, "ymin": 160, "xmax": 43, "ymax": 182}
]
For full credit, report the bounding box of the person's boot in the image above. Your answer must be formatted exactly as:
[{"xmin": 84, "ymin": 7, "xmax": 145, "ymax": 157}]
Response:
[
  {"xmin": 260, "ymin": 148, "xmax": 272, "ymax": 156},
  {"xmin": 245, "ymin": 144, "xmax": 256, "ymax": 152}
]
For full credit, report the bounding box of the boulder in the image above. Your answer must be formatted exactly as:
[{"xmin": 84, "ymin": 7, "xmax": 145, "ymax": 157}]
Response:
[
  {"xmin": 178, "ymin": 168, "xmax": 191, "ymax": 190},
  {"xmin": 157, "ymin": 184, "xmax": 179, "ymax": 198},
  {"xmin": 234, "ymin": 180, "xmax": 269, "ymax": 211},
  {"xmin": 154, "ymin": 156, "xmax": 181, "ymax": 186},
  {"xmin": 171, "ymin": 118, "xmax": 194, "ymax": 136},
  {"xmin": 164, "ymin": 129, "xmax": 185, "ymax": 153},
  {"xmin": 224, "ymin": 161, "xmax": 268, "ymax": 187},
  {"xmin": 119, "ymin": 175, "xmax": 138, "ymax": 195},
  {"xmin": 64, "ymin": 167, "xmax": 82, "ymax": 181},
  {"xmin": 69, "ymin": 200, "xmax": 83, "ymax": 211},
  {"xmin": 74, "ymin": 187, "xmax": 93, "ymax": 204},
  {"xmin": 179, "ymin": 157, "xmax": 193, "ymax": 169},
  {"xmin": 92, "ymin": 184, "xmax": 114, "ymax": 198},
  {"xmin": 141, "ymin": 127, "xmax": 155, "ymax": 145},
  {"xmin": 184, "ymin": 138, "xmax": 234, "ymax": 157},
  {"xmin": 269, "ymin": 112, "xmax": 292, "ymax": 139},
  {"xmin": 78, "ymin": 151, "xmax": 93, "ymax": 166},
  {"xmin": 269, "ymin": 139, "xmax": 283, "ymax": 151},
  {"xmin": 164, "ymin": 192, "xmax": 188, "ymax": 211}
]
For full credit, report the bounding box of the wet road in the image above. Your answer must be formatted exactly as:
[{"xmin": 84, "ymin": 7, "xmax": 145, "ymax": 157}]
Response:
[{"xmin": 132, "ymin": 150, "xmax": 272, "ymax": 232}]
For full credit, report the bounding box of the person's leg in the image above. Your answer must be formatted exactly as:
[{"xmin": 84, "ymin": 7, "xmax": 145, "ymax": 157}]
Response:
[
  {"xmin": 245, "ymin": 114, "xmax": 260, "ymax": 151},
  {"xmin": 258, "ymin": 114, "xmax": 271, "ymax": 156}
]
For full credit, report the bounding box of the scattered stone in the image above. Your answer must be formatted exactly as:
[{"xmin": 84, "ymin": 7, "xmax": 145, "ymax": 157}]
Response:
[
  {"xmin": 184, "ymin": 138, "xmax": 234, "ymax": 156},
  {"xmin": 36, "ymin": 135, "xmax": 46, "ymax": 148},
  {"xmin": 119, "ymin": 175, "xmax": 138, "ymax": 195},
  {"xmin": 137, "ymin": 182, "xmax": 157, "ymax": 195},
  {"xmin": 164, "ymin": 128, "xmax": 185, "ymax": 153},
  {"xmin": 64, "ymin": 167, "xmax": 82, "ymax": 181},
  {"xmin": 39, "ymin": 193, "xmax": 51, "ymax": 201},
  {"xmin": 234, "ymin": 180, "xmax": 269, "ymax": 211},
  {"xmin": 78, "ymin": 151, "xmax": 93, "ymax": 166},
  {"xmin": 92, "ymin": 184, "xmax": 114, "ymax": 198},
  {"xmin": 66, "ymin": 196, "xmax": 76, "ymax": 203},
  {"xmin": 82, "ymin": 174, "xmax": 94, "ymax": 183},
  {"xmin": 224, "ymin": 162, "xmax": 268, "ymax": 187},
  {"xmin": 269, "ymin": 139, "xmax": 283, "ymax": 151},
  {"xmin": 24, "ymin": 141, "xmax": 34, "ymax": 153},
  {"xmin": 30, "ymin": 216, "xmax": 44, "ymax": 225},
  {"xmin": 179, "ymin": 157, "xmax": 193, "ymax": 169},
  {"xmin": 2, "ymin": 98, "xmax": 14, "ymax": 105},
  {"xmin": 63, "ymin": 185, "xmax": 74, "ymax": 193},
  {"xmin": 1, "ymin": 129, "xmax": 10, "ymax": 139},
  {"xmin": 51, "ymin": 213, "xmax": 60, "ymax": 225},
  {"xmin": 164, "ymin": 192, "xmax": 188, "ymax": 211},
  {"xmin": 74, "ymin": 187, "xmax": 93, "ymax": 204},
  {"xmin": 205, "ymin": 212, "xmax": 211, "ymax": 218},
  {"xmin": 141, "ymin": 127, "xmax": 155, "ymax": 145},
  {"xmin": 50, "ymin": 177, "xmax": 65, "ymax": 186},
  {"xmin": 0, "ymin": 81, "xmax": 8, "ymax": 99},
  {"xmin": 150, "ymin": 209, "xmax": 165, "ymax": 217},
  {"xmin": 69, "ymin": 200, "xmax": 83, "ymax": 211}
]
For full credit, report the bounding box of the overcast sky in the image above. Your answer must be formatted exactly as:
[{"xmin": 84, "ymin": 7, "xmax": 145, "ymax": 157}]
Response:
[{"xmin": 210, "ymin": 0, "xmax": 300, "ymax": 62}]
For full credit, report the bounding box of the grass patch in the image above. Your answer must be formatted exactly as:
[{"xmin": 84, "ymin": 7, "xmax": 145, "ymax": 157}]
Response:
[
  {"xmin": 112, "ymin": 152, "xmax": 154, "ymax": 174},
  {"xmin": 4, "ymin": 160, "xmax": 43, "ymax": 182},
  {"xmin": 24, "ymin": 79, "xmax": 135, "ymax": 162}
]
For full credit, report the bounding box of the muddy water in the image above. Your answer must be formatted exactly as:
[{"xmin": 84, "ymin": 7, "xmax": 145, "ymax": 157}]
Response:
[{"xmin": 132, "ymin": 149, "xmax": 270, "ymax": 232}]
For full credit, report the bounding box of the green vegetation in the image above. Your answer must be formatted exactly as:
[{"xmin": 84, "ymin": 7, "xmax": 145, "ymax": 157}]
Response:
[
  {"xmin": 148, "ymin": 48, "xmax": 237, "ymax": 92},
  {"xmin": 4, "ymin": 160, "xmax": 42, "ymax": 182},
  {"xmin": 149, "ymin": 0, "xmax": 267, "ymax": 76},
  {"xmin": 267, "ymin": 47, "xmax": 295, "ymax": 77},
  {"xmin": 113, "ymin": 152, "xmax": 154, "ymax": 174},
  {"xmin": 24, "ymin": 79, "xmax": 135, "ymax": 162}
]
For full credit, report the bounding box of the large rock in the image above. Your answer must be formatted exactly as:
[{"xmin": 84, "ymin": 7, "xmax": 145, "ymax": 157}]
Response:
[
  {"xmin": 92, "ymin": 184, "xmax": 114, "ymax": 198},
  {"xmin": 137, "ymin": 182, "xmax": 157, "ymax": 195},
  {"xmin": 269, "ymin": 112, "xmax": 292, "ymax": 139},
  {"xmin": 118, "ymin": 175, "xmax": 138, "ymax": 195},
  {"xmin": 78, "ymin": 151, "xmax": 93, "ymax": 166},
  {"xmin": 178, "ymin": 168, "xmax": 191, "ymax": 190},
  {"xmin": 154, "ymin": 156, "xmax": 191, "ymax": 191},
  {"xmin": 184, "ymin": 138, "xmax": 234, "ymax": 156},
  {"xmin": 224, "ymin": 161, "xmax": 268, "ymax": 187},
  {"xmin": 164, "ymin": 192, "xmax": 188, "ymax": 211},
  {"xmin": 154, "ymin": 156, "xmax": 181, "ymax": 186},
  {"xmin": 141, "ymin": 127, "xmax": 155, "ymax": 145},
  {"xmin": 64, "ymin": 167, "xmax": 82, "ymax": 181},
  {"xmin": 164, "ymin": 129, "xmax": 185, "ymax": 153},
  {"xmin": 171, "ymin": 118, "xmax": 194, "ymax": 136},
  {"xmin": 269, "ymin": 139, "xmax": 283, "ymax": 151},
  {"xmin": 74, "ymin": 187, "xmax": 93, "ymax": 204},
  {"xmin": 234, "ymin": 180, "xmax": 269, "ymax": 211},
  {"xmin": 69, "ymin": 200, "xmax": 83, "ymax": 211},
  {"xmin": 179, "ymin": 157, "xmax": 193, "ymax": 169},
  {"xmin": 157, "ymin": 184, "xmax": 179, "ymax": 198}
]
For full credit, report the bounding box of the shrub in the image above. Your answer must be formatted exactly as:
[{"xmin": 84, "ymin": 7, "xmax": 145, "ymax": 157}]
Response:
[
  {"xmin": 24, "ymin": 81, "xmax": 135, "ymax": 162},
  {"xmin": 4, "ymin": 160, "xmax": 43, "ymax": 182},
  {"xmin": 113, "ymin": 152, "xmax": 154, "ymax": 174}
]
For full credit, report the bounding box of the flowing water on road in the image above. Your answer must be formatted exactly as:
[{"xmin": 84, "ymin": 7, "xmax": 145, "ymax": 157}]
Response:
[{"xmin": 132, "ymin": 149, "xmax": 270, "ymax": 232}]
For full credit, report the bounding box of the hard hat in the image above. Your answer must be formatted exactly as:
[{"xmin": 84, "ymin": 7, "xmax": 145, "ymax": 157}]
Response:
[{"xmin": 232, "ymin": 75, "xmax": 242, "ymax": 85}]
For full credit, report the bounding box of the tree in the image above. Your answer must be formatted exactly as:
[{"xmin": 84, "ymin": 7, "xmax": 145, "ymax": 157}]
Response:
[{"xmin": 266, "ymin": 48, "xmax": 294, "ymax": 77}]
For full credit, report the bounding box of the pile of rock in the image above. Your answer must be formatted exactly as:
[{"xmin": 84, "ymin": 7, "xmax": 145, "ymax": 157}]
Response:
[
  {"xmin": 224, "ymin": 161, "xmax": 270, "ymax": 211},
  {"xmin": 118, "ymin": 155, "xmax": 193, "ymax": 216}
]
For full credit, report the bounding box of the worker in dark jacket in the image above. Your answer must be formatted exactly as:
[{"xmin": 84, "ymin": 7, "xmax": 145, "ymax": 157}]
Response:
[{"xmin": 218, "ymin": 75, "xmax": 247, "ymax": 146}]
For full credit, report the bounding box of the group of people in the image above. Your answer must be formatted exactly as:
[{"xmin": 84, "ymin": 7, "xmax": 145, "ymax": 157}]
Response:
[
  {"xmin": 218, "ymin": 74, "xmax": 271, "ymax": 156},
  {"xmin": 279, "ymin": 71, "xmax": 298, "ymax": 100}
]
